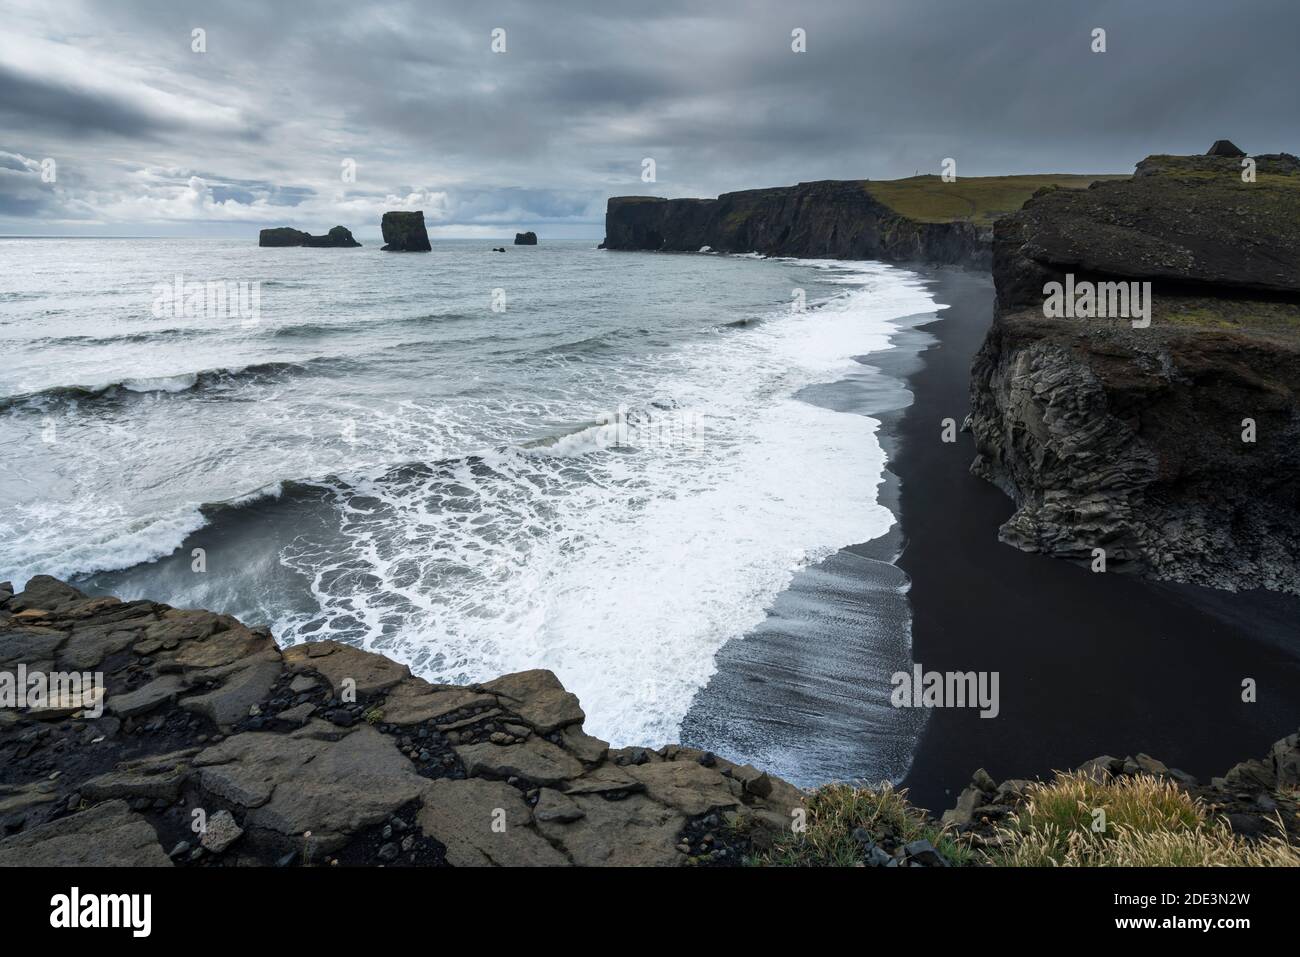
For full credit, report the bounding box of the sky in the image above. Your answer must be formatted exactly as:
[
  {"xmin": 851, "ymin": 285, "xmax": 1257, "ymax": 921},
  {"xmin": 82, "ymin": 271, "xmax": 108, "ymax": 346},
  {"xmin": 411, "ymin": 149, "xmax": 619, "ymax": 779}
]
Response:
[{"xmin": 1, "ymin": 0, "xmax": 1297, "ymax": 239}]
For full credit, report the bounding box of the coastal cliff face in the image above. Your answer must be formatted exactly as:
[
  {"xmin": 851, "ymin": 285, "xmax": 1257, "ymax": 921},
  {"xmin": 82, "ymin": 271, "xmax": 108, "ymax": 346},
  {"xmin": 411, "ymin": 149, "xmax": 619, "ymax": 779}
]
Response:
[
  {"xmin": 969, "ymin": 153, "xmax": 1300, "ymax": 593},
  {"xmin": 604, "ymin": 181, "xmax": 993, "ymax": 267}
]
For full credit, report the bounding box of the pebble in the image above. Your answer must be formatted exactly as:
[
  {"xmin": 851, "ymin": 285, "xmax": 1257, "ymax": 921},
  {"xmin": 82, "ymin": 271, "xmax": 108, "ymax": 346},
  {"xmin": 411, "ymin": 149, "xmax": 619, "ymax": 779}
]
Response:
[{"xmin": 377, "ymin": 842, "xmax": 399, "ymax": 862}]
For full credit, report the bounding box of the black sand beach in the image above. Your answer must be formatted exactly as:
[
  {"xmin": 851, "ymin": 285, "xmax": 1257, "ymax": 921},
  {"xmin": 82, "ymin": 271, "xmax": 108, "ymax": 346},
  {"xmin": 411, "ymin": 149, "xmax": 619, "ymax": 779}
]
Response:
[
  {"xmin": 684, "ymin": 265, "xmax": 1300, "ymax": 813},
  {"xmin": 896, "ymin": 269, "xmax": 1300, "ymax": 812}
]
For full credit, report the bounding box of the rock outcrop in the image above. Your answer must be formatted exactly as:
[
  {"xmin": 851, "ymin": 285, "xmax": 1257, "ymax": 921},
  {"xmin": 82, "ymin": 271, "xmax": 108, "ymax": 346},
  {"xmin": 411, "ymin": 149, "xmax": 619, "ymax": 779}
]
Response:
[
  {"xmin": 604, "ymin": 181, "xmax": 992, "ymax": 267},
  {"xmin": 380, "ymin": 211, "xmax": 432, "ymax": 252},
  {"xmin": 2, "ymin": 576, "xmax": 1296, "ymax": 866},
  {"xmin": 969, "ymin": 149, "xmax": 1300, "ymax": 593},
  {"xmin": 514, "ymin": 231, "xmax": 537, "ymax": 245},
  {"xmin": 259, "ymin": 225, "xmax": 361, "ymax": 248},
  {"xmin": 0, "ymin": 577, "xmax": 803, "ymax": 867}
]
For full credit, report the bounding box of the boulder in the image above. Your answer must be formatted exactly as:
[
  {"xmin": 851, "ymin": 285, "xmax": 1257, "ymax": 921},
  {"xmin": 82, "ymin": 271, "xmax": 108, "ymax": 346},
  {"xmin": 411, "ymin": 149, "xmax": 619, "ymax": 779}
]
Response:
[
  {"xmin": 283, "ymin": 640, "xmax": 409, "ymax": 697},
  {"xmin": 0, "ymin": 801, "xmax": 171, "ymax": 867},
  {"xmin": 380, "ymin": 211, "xmax": 432, "ymax": 252},
  {"xmin": 454, "ymin": 737, "xmax": 584, "ymax": 786},
  {"xmin": 195, "ymin": 723, "xmax": 423, "ymax": 850},
  {"xmin": 180, "ymin": 657, "xmax": 281, "ymax": 728},
  {"xmin": 623, "ymin": 760, "xmax": 741, "ymax": 816},
  {"xmin": 379, "ymin": 678, "xmax": 495, "ymax": 726},
  {"xmin": 81, "ymin": 751, "xmax": 194, "ymax": 802},
  {"xmin": 1269, "ymin": 730, "xmax": 1300, "ymax": 788},
  {"xmin": 477, "ymin": 669, "xmax": 584, "ymax": 733},
  {"xmin": 535, "ymin": 792, "xmax": 684, "ymax": 867},
  {"xmin": 107, "ymin": 674, "xmax": 185, "ymax": 718},
  {"xmin": 940, "ymin": 786, "xmax": 985, "ymax": 827},
  {"xmin": 6, "ymin": 576, "xmax": 86, "ymax": 613},
  {"xmin": 200, "ymin": 809, "xmax": 244, "ymax": 853},
  {"xmin": 417, "ymin": 778, "xmax": 569, "ymax": 867},
  {"xmin": 514, "ymin": 231, "xmax": 538, "ymax": 245}
]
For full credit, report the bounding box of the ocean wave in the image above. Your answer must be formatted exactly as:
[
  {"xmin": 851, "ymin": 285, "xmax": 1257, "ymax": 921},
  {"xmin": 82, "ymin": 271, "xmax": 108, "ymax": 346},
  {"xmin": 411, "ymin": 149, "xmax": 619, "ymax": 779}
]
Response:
[
  {"xmin": 265, "ymin": 311, "xmax": 479, "ymax": 339},
  {"xmin": 0, "ymin": 357, "xmax": 343, "ymax": 412}
]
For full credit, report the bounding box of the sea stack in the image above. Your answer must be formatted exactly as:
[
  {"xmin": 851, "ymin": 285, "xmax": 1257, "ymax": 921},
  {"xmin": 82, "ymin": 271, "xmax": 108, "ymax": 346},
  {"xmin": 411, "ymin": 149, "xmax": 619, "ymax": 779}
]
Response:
[
  {"xmin": 381, "ymin": 211, "xmax": 432, "ymax": 252},
  {"xmin": 259, "ymin": 225, "xmax": 361, "ymax": 247},
  {"xmin": 514, "ymin": 231, "xmax": 538, "ymax": 245}
]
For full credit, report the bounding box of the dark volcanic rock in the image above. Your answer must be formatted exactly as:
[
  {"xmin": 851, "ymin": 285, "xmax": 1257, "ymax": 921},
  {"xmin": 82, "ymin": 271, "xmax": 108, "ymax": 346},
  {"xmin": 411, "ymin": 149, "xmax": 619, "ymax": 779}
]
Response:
[
  {"xmin": 259, "ymin": 225, "xmax": 361, "ymax": 248},
  {"xmin": 1207, "ymin": 139, "xmax": 1246, "ymax": 158},
  {"xmin": 603, "ymin": 181, "xmax": 992, "ymax": 267},
  {"xmin": 970, "ymin": 151, "xmax": 1300, "ymax": 593},
  {"xmin": 380, "ymin": 211, "xmax": 432, "ymax": 252},
  {"xmin": 993, "ymin": 154, "xmax": 1300, "ymax": 308},
  {"xmin": 0, "ymin": 578, "xmax": 805, "ymax": 867},
  {"xmin": 514, "ymin": 231, "xmax": 537, "ymax": 245}
]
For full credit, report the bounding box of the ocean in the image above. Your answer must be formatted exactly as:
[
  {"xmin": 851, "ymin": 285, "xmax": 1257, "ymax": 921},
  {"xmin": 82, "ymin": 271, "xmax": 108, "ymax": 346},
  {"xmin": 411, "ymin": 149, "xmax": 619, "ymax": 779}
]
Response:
[{"xmin": 0, "ymin": 237, "xmax": 945, "ymax": 782}]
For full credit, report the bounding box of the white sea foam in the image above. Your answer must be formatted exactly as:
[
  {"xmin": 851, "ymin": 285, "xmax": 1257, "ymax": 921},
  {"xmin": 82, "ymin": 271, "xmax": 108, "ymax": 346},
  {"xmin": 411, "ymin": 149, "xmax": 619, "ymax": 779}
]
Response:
[{"xmin": 275, "ymin": 261, "xmax": 942, "ymax": 745}]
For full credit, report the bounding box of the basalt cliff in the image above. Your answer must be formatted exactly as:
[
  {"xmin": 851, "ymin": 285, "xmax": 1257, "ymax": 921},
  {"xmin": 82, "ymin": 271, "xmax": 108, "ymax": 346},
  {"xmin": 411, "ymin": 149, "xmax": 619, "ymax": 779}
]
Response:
[
  {"xmin": 604, "ymin": 181, "xmax": 994, "ymax": 267},
  {"xmin": 2, "ymin": 577, "xmax": 1297, "ymax": 867},
  {"xmin": 968, "ymin": 151, "xmax": 1300, "ymax": 593}
]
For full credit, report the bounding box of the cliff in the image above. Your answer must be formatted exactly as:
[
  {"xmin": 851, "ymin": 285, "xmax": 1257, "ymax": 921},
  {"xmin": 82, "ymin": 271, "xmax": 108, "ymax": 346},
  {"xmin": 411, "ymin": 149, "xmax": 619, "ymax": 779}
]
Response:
[
  {"xmin": 604, "ymin": 182, "xmax": 992, "ymax": 267},
  {"xmin": 969, "ymin": 151, "xmax": 1300, "ymax": 593},
  {"xmin": 2, "ymin": 577, "xmax": 1296, "ymax": 866},
  {"xmin": 259, "ymin": 225, "xmax": 361, "ymax": 247},
  {"xmin": 602, "ymin": 175, "xmax": 1116, "ymax": 269}
]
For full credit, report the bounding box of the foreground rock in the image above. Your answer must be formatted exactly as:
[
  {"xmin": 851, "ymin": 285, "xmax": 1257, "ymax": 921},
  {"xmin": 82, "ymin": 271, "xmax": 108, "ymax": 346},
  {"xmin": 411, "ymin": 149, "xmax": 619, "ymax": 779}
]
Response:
[
  {"xmin": 970, "ymin": 146, "xmax": 1300, "ymax": 593},
  {"xmin": 259, "ymin": 225, "xmax": 361, "ymax": 247},
  {"xmin": 0, "ymin": 577, "xmax": 803, "ymax": 867},
  {"xmin": 514, "ymin": 231, "xmax": 537, "ymax": 245},
  {"xmin": 380, "ymin": 210, "xmax": 432, "ymax": 252}
]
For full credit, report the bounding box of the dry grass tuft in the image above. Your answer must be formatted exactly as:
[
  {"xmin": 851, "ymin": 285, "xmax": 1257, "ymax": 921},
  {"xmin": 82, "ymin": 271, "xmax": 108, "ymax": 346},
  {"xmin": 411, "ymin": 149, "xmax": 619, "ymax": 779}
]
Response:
[{"xmin": 985, "ymin": 771, "xmax": 1300, "ymax": 867}]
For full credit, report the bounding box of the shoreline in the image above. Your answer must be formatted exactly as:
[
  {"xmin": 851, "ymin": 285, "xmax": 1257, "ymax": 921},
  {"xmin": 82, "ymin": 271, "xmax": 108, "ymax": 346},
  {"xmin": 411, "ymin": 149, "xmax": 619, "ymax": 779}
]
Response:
[
  {"xmin": 894, "ymin": 269, "xmax": 1300, "ymax": 812},
  {"xmin": 679, "ymin": 264, "xmax": 945, "ymax": 787}
]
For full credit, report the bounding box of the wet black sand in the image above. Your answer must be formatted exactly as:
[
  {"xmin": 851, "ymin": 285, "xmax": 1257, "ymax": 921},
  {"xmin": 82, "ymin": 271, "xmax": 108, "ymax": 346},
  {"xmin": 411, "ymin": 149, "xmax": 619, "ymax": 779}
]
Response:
[
  {"xmin": 683, "ymin": 265, "xmax": 1299, "ymax": 813},
  {"xmin": 896, "ymin": 268, "xmax": 1300, "ymax": 812}
]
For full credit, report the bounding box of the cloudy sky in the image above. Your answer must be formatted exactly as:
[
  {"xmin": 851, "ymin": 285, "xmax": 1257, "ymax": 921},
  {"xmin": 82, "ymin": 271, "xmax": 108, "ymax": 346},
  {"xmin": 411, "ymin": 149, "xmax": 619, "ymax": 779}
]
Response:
[{"xmin": 1, "ymin": 0, "xmax": 1296, "ymax": 239}]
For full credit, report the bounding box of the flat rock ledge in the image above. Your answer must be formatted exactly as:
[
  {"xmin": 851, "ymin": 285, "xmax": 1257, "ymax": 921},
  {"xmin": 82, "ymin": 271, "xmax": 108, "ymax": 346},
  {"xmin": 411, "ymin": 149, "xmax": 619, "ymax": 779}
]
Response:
[
  {"xmin": 3, "ymin": 576, "xmax": 1296, "ymax": 866},
  {"xmin": 0, "ymin": 576, "xmax": 803, "ymax": 867}
]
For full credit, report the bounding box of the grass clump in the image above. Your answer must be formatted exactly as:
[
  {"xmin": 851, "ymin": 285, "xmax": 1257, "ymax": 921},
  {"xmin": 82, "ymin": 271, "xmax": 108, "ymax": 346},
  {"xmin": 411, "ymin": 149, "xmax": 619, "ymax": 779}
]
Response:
[
  {"xmin": 753, "ymin": 782, "xmax": 971, "ymax": 867},
  {"xmin": 985, "ymin": 772, "xmax": 1300, "ymax": 867}
]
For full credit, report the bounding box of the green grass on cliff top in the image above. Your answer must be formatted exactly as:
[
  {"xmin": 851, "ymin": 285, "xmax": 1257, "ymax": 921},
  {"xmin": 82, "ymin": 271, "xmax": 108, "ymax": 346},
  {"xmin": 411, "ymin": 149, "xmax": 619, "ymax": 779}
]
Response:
[{"xmin": 864, "ymin": 174, "xmax": 1125, "ymax": 225}]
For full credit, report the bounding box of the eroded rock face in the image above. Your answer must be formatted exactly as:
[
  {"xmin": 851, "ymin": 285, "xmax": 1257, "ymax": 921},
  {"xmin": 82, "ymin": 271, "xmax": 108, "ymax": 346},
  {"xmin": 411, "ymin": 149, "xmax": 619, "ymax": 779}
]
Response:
[
  {"xmin": 0, "ymin": 578, "xmax": 805, "ymax": 867},
  {"xmin": 259, "ymin": 226, "xmax": 361, "ymax": 247},
  {"xmin": 603, "ymin": 181, "xmax": 992, "ymax": 267},
  {"xmin": 380, "ymin": 210, "xmax": 432, "ymax": 252},
  {"xmin": 513, "ymin": 231, "xmax": 537, "ymax": 245},
  {"xmin": 970, "ymin": 152, "xmax": 1300, "ymax": 593}
]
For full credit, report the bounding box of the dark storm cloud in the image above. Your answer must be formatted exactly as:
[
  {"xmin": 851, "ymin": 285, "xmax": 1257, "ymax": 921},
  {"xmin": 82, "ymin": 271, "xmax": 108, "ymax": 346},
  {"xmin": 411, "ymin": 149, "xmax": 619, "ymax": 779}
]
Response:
[
  {"xmin": 1, "ymin": 0, "xmax": 1296, "ymax": 235},
  {"xmin": 0, "ymin": 63, "xmax": 175, "ymax": 138}
]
